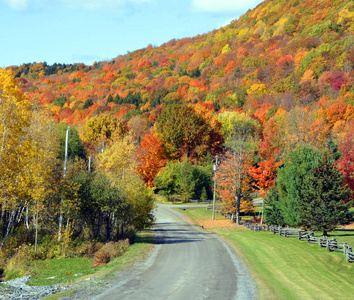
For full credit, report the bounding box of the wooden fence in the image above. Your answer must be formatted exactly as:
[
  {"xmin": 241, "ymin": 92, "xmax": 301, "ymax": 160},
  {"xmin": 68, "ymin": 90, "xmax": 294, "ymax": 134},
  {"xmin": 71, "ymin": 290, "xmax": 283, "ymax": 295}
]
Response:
[{"xmin": 242, "ymin": 223, "xmax": 354, "ymax": 263}]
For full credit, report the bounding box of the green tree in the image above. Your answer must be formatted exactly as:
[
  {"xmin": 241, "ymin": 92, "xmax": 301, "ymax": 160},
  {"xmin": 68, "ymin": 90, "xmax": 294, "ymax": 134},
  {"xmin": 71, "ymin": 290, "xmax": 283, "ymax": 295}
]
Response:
[
  {"xmin": 298, "ymin": 154, "xmax": 353, "ymax": 235},
  {"xmin": 83, "ymin": 98, "xmax": 94, "ymax": 109},
  {"xmin": 155, "ymin": 104, "xmax": 223, "ymax": 161},
  {"xmin": 200, "ymin": 187, "xmax": 208, "ymax": 201},
  {"xmin": 56, "ymin": 123, "xmax": 86, "ymax": 160},
  {"xmin": 106, "ymin": 94, "xmax": 113, "ymax": 105},
  {"xmin": 155, "ymin": 159, "xmax": 212, "ymax": 202},
  {"xmin": 277, "ymin": 146, "xmax": 322, "ymax": 227},
  {"xmin": 72, "ymin": 171, "xmax": 124, "ymax": 241},
  {"xmin": 264, "ymin": 187, "xmax": 285, "ymax": 226},
  {"xmin": 53, "ymin": 95, "xmax": 67, "ymax": 107}
]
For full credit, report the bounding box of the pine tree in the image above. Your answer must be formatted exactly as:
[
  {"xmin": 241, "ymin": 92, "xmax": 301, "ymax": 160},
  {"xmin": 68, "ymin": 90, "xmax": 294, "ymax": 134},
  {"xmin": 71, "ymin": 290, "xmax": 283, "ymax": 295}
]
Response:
[
  {"xmin": 264, "ymin": 187, "xmax": 285, "ymax": 226},
  {"xmin": 277, "ymin": 146, "xmax": 322, "ymax": 227},
  {"xmin": 106, "ymin": 94, "xmax": 113, "ymax": 105},
  {"xmin": 298, "ymin": 154, "xmax": 353, "ymax": 236}
]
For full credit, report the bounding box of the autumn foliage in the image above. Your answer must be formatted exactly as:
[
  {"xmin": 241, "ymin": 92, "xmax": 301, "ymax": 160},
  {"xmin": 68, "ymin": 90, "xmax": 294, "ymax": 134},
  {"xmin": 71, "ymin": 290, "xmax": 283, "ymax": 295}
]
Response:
[{"xmin": 0, "ymin": 0, "xmax": 353, "ymax": 239}]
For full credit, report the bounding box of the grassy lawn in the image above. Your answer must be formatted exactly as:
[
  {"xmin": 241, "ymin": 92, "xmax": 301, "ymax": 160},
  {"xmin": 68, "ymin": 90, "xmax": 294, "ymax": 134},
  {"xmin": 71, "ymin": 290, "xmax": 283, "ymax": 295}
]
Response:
[
  {"xmin": 27, "ymin": 230, "xmax": 154, "ymax": 286},
  {"xmin": 177, "ymin": 207, "xmax": 354, "ymax": 300},
  {"xmin": 180, "ymin": 206, "xmax": 226, "ymax": 221},
  {"xmin": 314, "ymin": 229, "xmax": 354, "ymax": 246}
]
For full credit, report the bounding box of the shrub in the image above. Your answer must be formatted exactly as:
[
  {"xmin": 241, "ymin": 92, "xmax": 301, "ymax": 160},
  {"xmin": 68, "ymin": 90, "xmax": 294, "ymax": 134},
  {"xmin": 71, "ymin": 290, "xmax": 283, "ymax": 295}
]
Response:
[
  {"xmin": 3, "ymin": 245, "xmax": 35, "ymax": 280},
  {"xmin": 75, "ymin": 241, "xmax": 104, "ymax": 258},
  {"xmin": 93, "ymin": 239, "xmax": 130, "ymax": 268}
]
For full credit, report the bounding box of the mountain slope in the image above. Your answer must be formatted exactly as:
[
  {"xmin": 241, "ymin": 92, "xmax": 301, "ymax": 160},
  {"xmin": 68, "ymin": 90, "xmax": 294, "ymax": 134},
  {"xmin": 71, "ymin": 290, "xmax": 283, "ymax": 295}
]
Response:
[{"xmin": 8, "ymin": 0, "xmax": 354, "ymax": 126}]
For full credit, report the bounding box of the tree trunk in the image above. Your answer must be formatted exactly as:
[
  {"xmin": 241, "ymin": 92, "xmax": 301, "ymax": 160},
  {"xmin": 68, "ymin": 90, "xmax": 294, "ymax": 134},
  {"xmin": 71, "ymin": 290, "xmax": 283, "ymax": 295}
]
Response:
[
  {"xmin": 236, "ymin": 199, "xmax": 241, "ymax": 225},
  {"xmin": 25, "ymin": 205, "xmax": 29, "ymax": 229},
  {"xmin": 35, "ymin": 209, "xmax": 38, "ymax": 255},
  {"xmin": 0, "ymin": 209, "xmax": 15, "ymax": 249},
  {"xmin": 106, "ymin": 213, "xmax": 111, "ymax": 241},
  {"xmin": 58, "ymin": 198, "xmax": 63, "ymax": 241}
]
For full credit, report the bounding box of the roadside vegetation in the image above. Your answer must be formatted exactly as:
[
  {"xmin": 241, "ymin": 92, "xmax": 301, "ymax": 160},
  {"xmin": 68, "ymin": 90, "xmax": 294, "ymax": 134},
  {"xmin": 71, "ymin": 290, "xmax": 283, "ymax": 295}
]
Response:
[
  {"xmin": 0, "ymin": 230, "xmax": 153, "ymax": 288},
  {"xmin": 178, "ymin": 207, "xmax": 354, "ymax": 299},
  {"xmin": 0, "ymin": 71, "xmax": 154, "ymax": 284}
]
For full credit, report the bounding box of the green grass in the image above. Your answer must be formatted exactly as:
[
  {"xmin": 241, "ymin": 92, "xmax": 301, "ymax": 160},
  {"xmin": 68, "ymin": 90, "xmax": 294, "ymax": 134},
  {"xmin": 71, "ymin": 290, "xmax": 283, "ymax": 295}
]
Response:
[
  {"xmin": 28, "ymin": 257, "xmax": 95, "ymax": 286},
  {"xmin": 42, "ymin": 290, "xmax": 76, "ymax": 299},
  {"xmin": 177, "ymin": 207, "xmax": 225, "ymax": 221},
  {"xmin": 179, "ymin": 207, "xmax": 354, "ymax": 300},
  {"xmin": 314, "ymin": 229, "xmax": 354, "ymax": 246},
  {"xmin": 27, "ymin": 230, "xmax": 154, "ymax": 286},
  {"xmin": 0, "ymin": 283, "xmax": 7, "ymax": 289}
]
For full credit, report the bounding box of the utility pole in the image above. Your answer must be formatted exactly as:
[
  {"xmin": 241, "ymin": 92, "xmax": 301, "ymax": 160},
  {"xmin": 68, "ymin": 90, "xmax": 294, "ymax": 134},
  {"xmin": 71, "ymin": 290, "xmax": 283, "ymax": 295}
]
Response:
[
  {"xmin": 63, "ymin": 126, "xmax": 70, "ymax": 178},
  {"xmin": 58, "ymin": 126, "xmax": 69, "ymax": 241},
  {"xmin": 212, "ymin": 155, "xmax": 218, "ymax": 220}
]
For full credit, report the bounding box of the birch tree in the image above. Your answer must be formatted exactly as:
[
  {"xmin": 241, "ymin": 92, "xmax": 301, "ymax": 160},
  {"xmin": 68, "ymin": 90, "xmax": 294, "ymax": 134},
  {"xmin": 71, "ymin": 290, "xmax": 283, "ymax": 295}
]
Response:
[{"xmin": 0, "ymin": 68, "xmax": 31, "ymax": 248}]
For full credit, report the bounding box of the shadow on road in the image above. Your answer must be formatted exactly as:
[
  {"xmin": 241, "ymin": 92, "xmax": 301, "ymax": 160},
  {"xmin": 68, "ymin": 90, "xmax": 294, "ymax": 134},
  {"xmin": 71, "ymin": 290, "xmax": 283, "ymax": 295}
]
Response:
[{"xmin": 137, "ymin": 222, "xmax": 209, "ymax": 245}]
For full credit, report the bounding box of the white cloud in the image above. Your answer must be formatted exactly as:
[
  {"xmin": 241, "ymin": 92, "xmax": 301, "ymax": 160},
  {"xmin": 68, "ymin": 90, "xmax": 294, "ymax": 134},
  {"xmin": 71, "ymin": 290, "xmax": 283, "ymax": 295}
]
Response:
[
  {"xmin": 2, "ymin": 0, "xmax": 27, "ymax": 10},
  {"xmin": 59, "ymin": 0, "xmax": 151, "ymax": 10},
  {"xmin": 191, "ymin": 0, "xmax": 262, "ymax": 14}
]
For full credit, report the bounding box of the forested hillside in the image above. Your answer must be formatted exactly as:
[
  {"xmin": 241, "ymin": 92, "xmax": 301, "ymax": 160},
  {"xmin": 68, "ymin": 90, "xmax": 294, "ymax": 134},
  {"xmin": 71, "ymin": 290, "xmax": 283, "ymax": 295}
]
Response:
[
  {"xmin": 0, "ymin": 0, "xmax": 353, "ymax": 272},
  {"xmin": 9, "ymin": 0, "xmax": 353, "ymax": 127}
]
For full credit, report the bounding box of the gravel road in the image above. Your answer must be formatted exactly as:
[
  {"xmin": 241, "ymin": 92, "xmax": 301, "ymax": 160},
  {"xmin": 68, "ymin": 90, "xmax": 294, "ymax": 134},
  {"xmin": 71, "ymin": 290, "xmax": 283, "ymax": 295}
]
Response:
[{"xmin": 93, "ymin": 204, "xmax": 257, "ymax": 300}]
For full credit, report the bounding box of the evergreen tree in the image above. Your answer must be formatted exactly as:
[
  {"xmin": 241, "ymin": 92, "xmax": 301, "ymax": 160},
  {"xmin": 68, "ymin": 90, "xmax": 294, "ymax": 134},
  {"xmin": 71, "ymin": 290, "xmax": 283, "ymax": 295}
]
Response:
[
  {"xmin": 56, "ymin": 123, "xmax": 87, "ymax": 160},
  {"xmin": 298, "ymin": 154, "xmax": 353, "ymax": 236},
  {"xmin": 113, "ymin": 94, "xmax": 123, "ymax": 105},
  {"xmin": 277, "ymin": 146, "xmax": 322, "ymax": 227},
  {"xmin": 200, "ymin": 187, "xmax": 208, "ymax": 201},
  {"xmin": 106, "ymin": 94, "xmax": 113, "ymax": 105},
  {"xmin": 264, "ymin": 187, "xmax": 285, "ymax": 226}
]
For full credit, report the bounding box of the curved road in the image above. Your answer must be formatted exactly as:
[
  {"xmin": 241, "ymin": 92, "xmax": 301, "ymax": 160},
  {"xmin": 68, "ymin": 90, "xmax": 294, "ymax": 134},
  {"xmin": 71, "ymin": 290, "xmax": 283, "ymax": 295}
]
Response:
[{"xmin": 94, "ymin": 204, "xmax": 257, "ymax": 300}]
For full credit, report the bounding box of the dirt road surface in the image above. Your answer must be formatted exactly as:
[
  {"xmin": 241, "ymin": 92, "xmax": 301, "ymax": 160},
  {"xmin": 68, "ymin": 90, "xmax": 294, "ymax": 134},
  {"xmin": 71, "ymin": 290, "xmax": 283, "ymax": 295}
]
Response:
[{"xmin": 93, "ymin": 204, "xmax": 257, "ymax": 300}]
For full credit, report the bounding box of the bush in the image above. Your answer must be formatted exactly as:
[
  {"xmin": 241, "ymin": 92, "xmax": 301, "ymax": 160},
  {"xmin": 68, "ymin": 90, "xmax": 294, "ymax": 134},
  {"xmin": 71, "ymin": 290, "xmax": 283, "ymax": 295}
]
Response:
[
  {"xmin": 75, "ymin": 241, "xmax": 104, "ymax": 258},
  {"xmin": 93, "ymin": 239, "xmax": 130, "ymax": 267},
  {"xmin": 169, "ymin": 194, "xmax": 181, "ymax": 203},
  {"xmin": 3, "ymin": 245, "xmax": 35, "ymax": 280}
]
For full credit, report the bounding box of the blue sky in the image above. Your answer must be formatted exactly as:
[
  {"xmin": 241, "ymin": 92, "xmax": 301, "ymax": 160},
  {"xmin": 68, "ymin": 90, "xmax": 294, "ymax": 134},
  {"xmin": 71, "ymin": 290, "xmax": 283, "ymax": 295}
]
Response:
[{"xmin": 0, "ymin": 0, "xmax": 263, "ymax": 67}]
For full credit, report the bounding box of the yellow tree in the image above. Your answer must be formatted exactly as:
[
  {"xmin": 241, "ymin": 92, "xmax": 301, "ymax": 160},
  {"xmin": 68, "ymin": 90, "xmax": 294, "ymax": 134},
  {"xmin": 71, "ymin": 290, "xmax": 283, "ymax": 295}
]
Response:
[
  {"xmin": 0, "ymin": 69, "xmax": 31, "ymax": 248},
  {"xmin": 25, "ymin": 110, "xmax": 60, "ymax": 252},
  {"xmin": 97, "ymin": 133, "xmax": 154, "ymax": 238},
  {"xmin": 82, "ymin": 114, "xmax": 128, "ymax": 151},
  {"xmin": 275, "ymin": 106, "xmax": 329, "ymax": 154}
]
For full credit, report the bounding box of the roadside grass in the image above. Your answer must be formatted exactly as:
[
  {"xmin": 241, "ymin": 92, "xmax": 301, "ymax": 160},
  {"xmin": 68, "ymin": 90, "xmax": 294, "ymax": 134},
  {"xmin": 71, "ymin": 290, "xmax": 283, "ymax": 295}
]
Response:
[
  {"xmin": 27, "ymin": 230, "xmax": 154, "ymax": 286},
  {"xmin": 42, "ymin": 290, "xmax": 76, "ymax": 299},
  {"xmin": 177, "ymin": 207, "xmax": 354, "ymax": 300},
  {"xmin": 314, "ymin": 229, "xmax": 354, "ymax": 246},
  {"xmin": 179, "ymin": 206, "xmax": 225, "ymax": 221}
]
